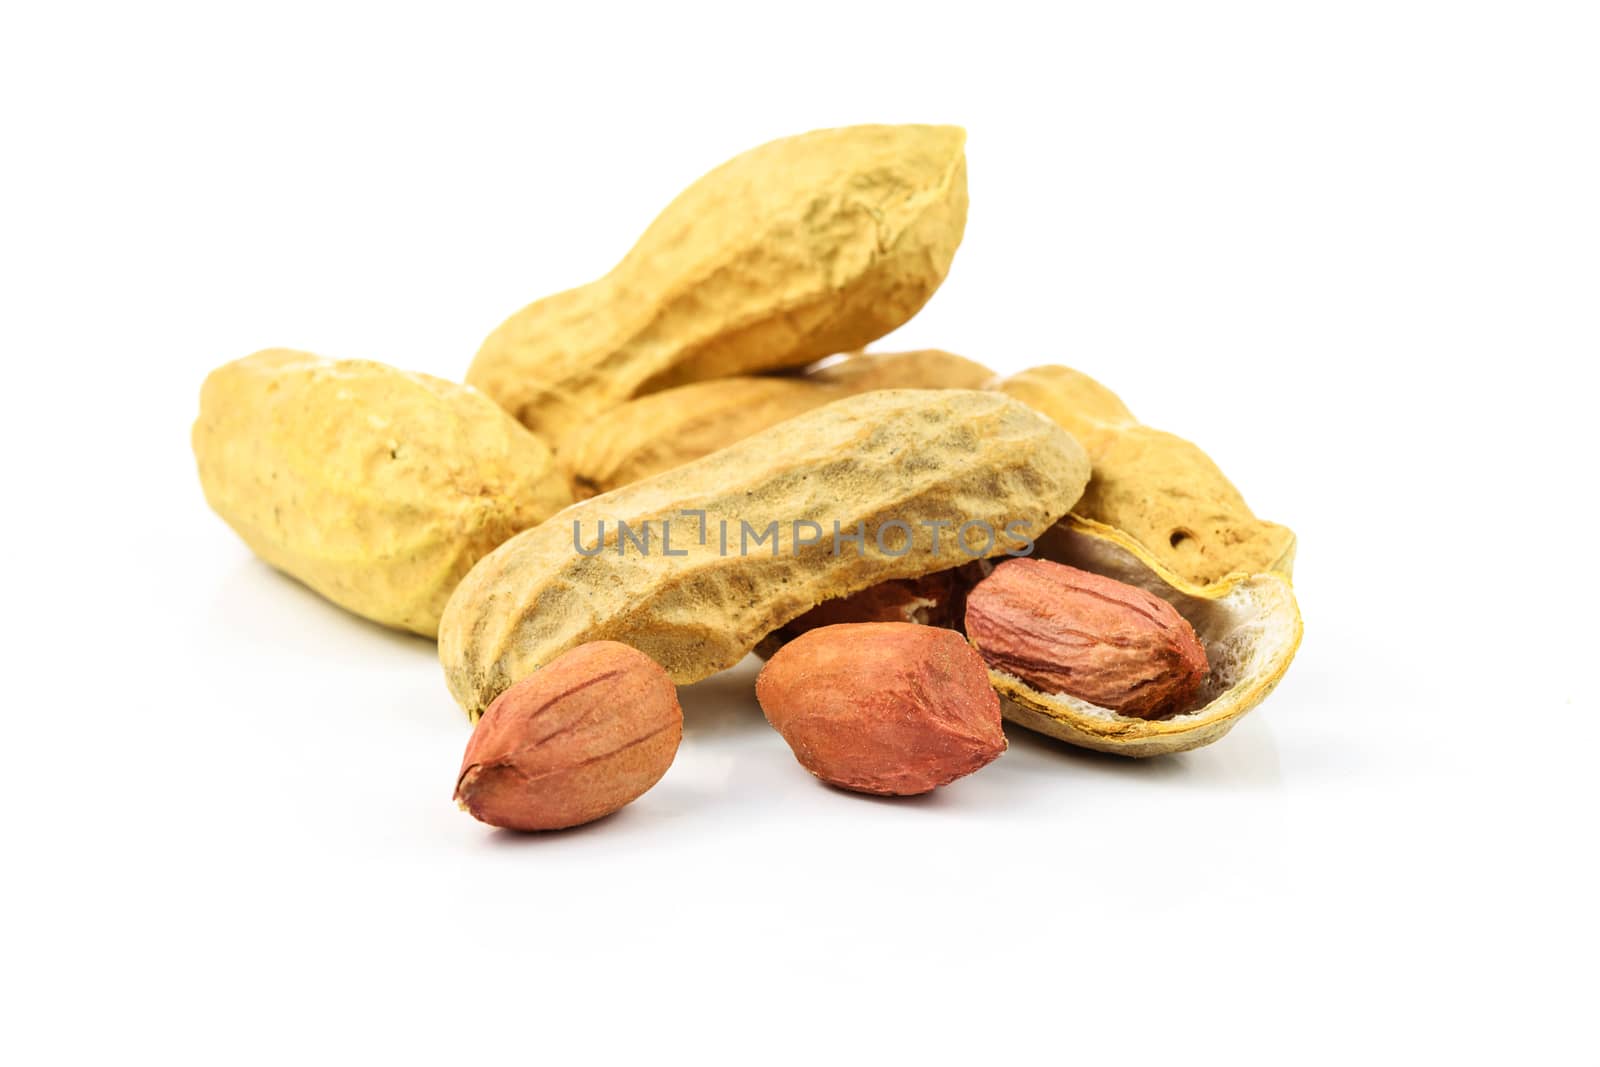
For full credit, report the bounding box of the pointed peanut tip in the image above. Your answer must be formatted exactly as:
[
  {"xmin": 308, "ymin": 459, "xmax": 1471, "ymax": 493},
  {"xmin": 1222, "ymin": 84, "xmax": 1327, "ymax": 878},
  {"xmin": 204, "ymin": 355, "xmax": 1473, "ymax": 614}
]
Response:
[{"xmin": 453, "ymin": 642, "xmax": 683, "ymax": 832}]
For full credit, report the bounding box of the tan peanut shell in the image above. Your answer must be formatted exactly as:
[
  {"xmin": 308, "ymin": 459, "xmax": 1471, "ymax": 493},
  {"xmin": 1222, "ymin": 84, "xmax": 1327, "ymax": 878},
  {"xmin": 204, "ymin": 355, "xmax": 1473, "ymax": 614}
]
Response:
[
  {"xmin": 806, "ymin": 348, "xmax": 994, "ymax": 393},
  {"xmin": 438, "ymin": 389, "xmax": 1090, "ymax": 721},
  {"xmin": 562, "ymin": 376, "xmax": 845, "ymax": 499},
  {"xmin": 561, "ymin": 349, "xmax": 994, "ymax": 498},
  {"xmin": 192, "ymin": 349, "xmax": 572, "ymax": 637},
  {"xmin": 990, "ymin": 516, "xmax": 1302, "ymax": 757},
  {"xmin": 467, "ymin": 124, "xmax": 969, "ymax": 440},
  {"xmin": 992, "ymin": 365, "xmax": 1296, "ymax": 585}
]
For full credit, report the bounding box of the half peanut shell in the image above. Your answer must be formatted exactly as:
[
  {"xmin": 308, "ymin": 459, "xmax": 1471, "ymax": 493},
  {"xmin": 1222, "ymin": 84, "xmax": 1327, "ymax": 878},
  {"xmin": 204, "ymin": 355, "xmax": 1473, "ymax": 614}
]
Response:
[{"xmin": 988, "ymin": 516, "xmax": 1302, "ymax": 757}]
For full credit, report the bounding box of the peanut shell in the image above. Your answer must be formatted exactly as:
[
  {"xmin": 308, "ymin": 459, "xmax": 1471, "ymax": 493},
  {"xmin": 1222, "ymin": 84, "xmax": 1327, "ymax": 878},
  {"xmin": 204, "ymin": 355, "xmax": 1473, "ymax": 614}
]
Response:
[
  {"xmin": 964, "ymin": 557, "xmax": 1208, "ymax": 719},
  {"xmin": 990, "ymin": 516, "xmax": 1302, "ymax": 757},
  {"xmin": 560, "ymin": 349, "xmax": 994, "ymax": 498},
  {"xmin": 192, "ymin": 349, "xmax": 571, "ymax": 637},
  {"xmin": 562, "ymin": 376, "xmax": 847, "ymax": 499},
  {"xmin": 439, "ymin": 389, "xmax": 1090, "ymax": 721},
  {"xmin": 993, "ymin": 365, "xmax": 1296, "ymax": 585},
  {"xmin": 806, "ymin": 348, "xmax": 993, "ymax": 393},
  {"xmin": 467, "ymin": 125, "xmax": 969, "ymax": 440}
]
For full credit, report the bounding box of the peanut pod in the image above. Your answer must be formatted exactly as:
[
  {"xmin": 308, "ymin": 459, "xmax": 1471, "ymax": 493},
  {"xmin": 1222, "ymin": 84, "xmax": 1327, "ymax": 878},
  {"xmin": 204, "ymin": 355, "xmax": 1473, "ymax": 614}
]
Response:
[
  {"xmin": 988, "ymin": 516, "xmax": 1302, "ymax": 757},
  {"xmin": 806, "ymin": 348, "xmax": 993, "ymax": 393},
  {"xmin": 993, "ymin": 365, "xmax": 1296, "ymax": 585},
  {"xmin": 439, "ymin": 389, "xmax": 1090, "ymax": 721},
  {"xmin": 192, "ymin": 349, "xmax": 571, "ymax": 637},
  {"xmin": 560, "ymin": 349, "xmax": 993, "ymax": 498},
  {"xmin": 467, "ymin": 124, "xmax": 969, "ymax": 440}
]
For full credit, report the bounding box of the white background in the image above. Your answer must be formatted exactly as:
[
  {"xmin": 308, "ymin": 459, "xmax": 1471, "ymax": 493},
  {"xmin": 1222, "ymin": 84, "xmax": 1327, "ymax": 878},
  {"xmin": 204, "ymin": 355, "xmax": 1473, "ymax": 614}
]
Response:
[{"xmin": 3, "ymin": 2, "xmax": 1595, "ymax": 1063}]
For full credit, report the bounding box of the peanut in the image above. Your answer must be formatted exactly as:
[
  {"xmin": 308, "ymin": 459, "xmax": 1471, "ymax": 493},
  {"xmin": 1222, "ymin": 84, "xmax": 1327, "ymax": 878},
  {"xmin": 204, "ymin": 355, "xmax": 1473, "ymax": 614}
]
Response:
[
  {"xmin": 438, "ymin": 389, "xmax": 1090, "ymax": 721},
  {"xmin": 560, "ymin": 349, "xmax": 995, "ymax": 498},
  {"xmin": 454, "ymin": 642, "xmax": 682, "ymax": 831},
  {"xmin": 985, "ymin": 517, "xmax": 1303, "ymax": 757},
  {"xmin": 467, "ymin": 125, "xmax": 969, "ymax": 440},
  {"xmin": 965, "ymin": 557, "xmax": 1208, "ymax": 719},
  {"xmin": 805, "ymin": 348, "xmax": 994, "ymax": 393},
  {"xmin": 560, "ymin": 350, "xmax": 985, "ymax": 502},
  {"xmin": 192, "ymin": 349, "xmax": 571, "ymax": 637},
  {"xmin": 756, "ymin": 623, "xmax": 1005, "ymax": 795},
  {"xmin": 992, "ymin": 365, "xmax": 1296, "ymax": 585},
  {"xmin": 754, "ymin": 563, "xmax": 985, "ymax": 657},
  {"xmin": 562, "ymin": 376, "xmax": 846, "ymax": 499}
]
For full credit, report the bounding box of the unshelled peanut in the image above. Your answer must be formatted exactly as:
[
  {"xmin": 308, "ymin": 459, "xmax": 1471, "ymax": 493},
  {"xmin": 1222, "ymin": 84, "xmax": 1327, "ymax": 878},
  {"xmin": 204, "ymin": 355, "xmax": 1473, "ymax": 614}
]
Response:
[
  {"xmin": 192, "ymin": 349, "xmax": 571, "ymax": 637},
  {"xmin": 438, "ymin": 389, "xmax": 1089, "ymax": 721},
  {"xmin": 467, "ymin": 125, "xmax": 969, "ymax": 440},
  {"xmin": 560, "ymin": 349, "xmax": 994, "ymax": 497},
  {"xmin": 993, "ymin": 365, "xmax": 1295, "ymax": 585}
]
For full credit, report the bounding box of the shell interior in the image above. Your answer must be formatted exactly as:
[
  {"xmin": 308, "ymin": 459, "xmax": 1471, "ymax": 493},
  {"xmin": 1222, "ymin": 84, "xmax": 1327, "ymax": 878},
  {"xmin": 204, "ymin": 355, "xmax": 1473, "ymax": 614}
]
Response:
[{"xmin": 991, "ymin": 518, "xmax": 1303, "ymax": 757}]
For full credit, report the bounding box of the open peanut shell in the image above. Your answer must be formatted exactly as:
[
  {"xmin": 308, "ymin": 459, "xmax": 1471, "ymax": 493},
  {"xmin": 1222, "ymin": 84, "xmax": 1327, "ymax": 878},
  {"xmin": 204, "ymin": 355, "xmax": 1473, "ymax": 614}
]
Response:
[{"xmin": 991, "ymin": 516, "xmax": 1302, "ymax": 757}]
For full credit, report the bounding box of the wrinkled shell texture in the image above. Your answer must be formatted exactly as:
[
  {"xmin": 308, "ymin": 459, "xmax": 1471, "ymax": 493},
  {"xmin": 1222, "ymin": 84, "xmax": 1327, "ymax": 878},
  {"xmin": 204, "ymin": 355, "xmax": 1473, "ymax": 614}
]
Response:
[
  {"xmin": 756, "ymin": 623, "xmax": 1005, "ymax": 795},
  {"xmin": 467, "ymin": 124, "xmax": 970, "ymax": 440},
  {"xmin": 439, "ymin": 389, "xmax": 1090, "ymax": 720},
  {"xmin": 965, "ymin": 558, "xmax": 1208, "ymax": 719},
  {"xmin": 562, "ymin": 376, "xmax": 847, "ymax": 499},
  {"xmin": 192, "ymin": 349, "xmax": 571, "ymax": 637},
  {"xmin": 994, "ymin": 365, "xmax": 1296, "ymax": 585},
  {"xmin": 807, "ymin": 348, "xmax": 994, "ymax": 393},
  {"xmin": 561, "ymin": 349, "xmax": 995, "ymax": 498},
  {"xmin": 991, "ymin": 518, "xmax": 1302, "ymax": 757},
  {"xmin": 455, "ymin": 642, "xmax": 683, "ymax": 829}
]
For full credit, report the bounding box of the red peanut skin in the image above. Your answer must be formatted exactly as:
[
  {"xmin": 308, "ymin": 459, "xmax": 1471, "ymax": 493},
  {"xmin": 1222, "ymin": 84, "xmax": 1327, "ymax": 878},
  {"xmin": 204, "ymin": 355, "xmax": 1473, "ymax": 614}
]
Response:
[
  {"xmin": 769, "ymin": 563, "xmax": 984, "ymax": 636},
  {"xmin": 964, "ymin": 558, "xmax": 1208, "ymax": 719},
  {"xmin": 755, "ymin": 622, "xmax": 1006, "ymax": 796},
  {"xmin": 454, "ymin": 641, "xmax": 683, "ymax": 831}
]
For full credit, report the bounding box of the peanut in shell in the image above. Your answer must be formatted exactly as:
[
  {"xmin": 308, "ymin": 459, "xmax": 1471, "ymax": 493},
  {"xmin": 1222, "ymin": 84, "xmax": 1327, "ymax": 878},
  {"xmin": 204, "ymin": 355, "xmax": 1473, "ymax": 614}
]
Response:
[
  {"xmin": 560, "ymin": 349, "xmax": 994, "ymax": 498},
  {"xmin": 438, "ymin": 389, "xmax": 1090, "ymax": 721},
  {"xmin": 993, "ymin": 365, "xmax": 1296, "ymax": 585},
  {"xmin": 192, "ymin": 349, "xmax": 571, "ymax": 637},
  {"xmin": 467, "ymin": 124, "xmax": 969, "ymax": 440},
  {"xmin": 989, "ymin": 516, "xmax": 1302, "ymax": 757}
]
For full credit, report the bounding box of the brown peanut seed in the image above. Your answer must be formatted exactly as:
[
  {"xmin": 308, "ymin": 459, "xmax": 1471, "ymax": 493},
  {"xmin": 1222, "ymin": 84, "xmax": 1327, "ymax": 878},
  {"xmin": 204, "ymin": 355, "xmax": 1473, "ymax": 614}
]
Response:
[
  {"xmin": 454, "ymin": 642, "xmax": 682, "ymax": 831},
  {"xmin": 756, "ymin": 623, "xmax": 1005, "ymax": 796},
  {"xmin": 964, "ymin": 557, "xmax": 1208, "ymax": 720}
]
